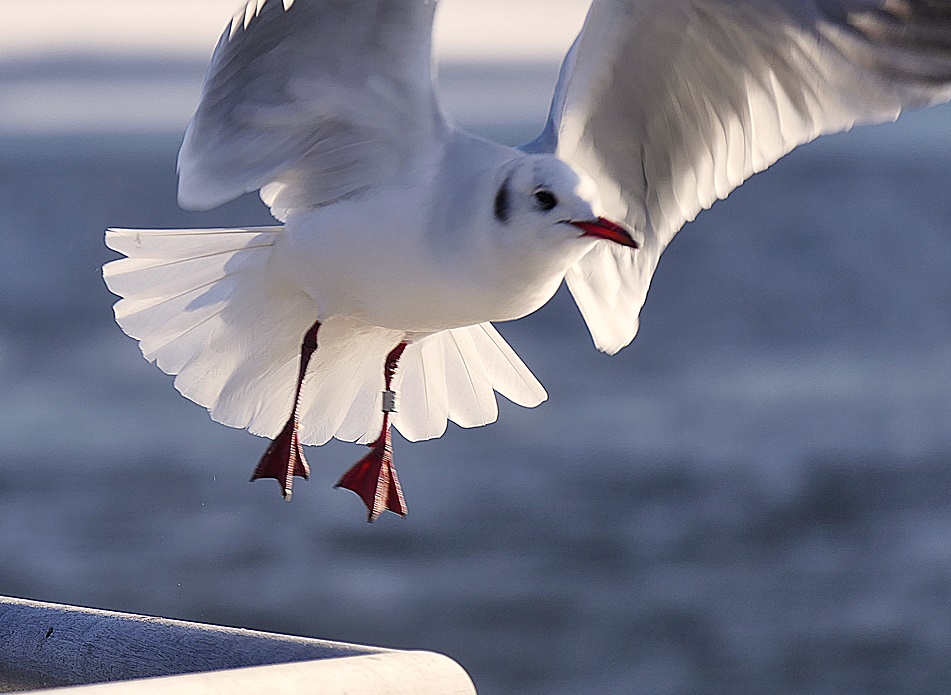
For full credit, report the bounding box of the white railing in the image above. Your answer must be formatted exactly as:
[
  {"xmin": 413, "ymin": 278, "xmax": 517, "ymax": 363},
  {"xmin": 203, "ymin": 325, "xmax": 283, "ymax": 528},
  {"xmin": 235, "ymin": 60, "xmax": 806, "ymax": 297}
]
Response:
[{"xmin": 0, "ymin": 596, "xmax": 476, "ymax": 694}]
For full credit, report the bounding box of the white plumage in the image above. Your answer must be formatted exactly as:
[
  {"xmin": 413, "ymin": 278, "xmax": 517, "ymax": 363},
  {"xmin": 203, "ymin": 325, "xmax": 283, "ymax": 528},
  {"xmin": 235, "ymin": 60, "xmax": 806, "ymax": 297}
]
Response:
[{"xmin": 104, "ymin": 0, "xmax": 951, "ymax": 518}]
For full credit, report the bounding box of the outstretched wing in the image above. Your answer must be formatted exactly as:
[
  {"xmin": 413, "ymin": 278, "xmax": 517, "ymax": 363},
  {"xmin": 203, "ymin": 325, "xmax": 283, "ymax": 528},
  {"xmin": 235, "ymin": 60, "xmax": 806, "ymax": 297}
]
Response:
[
  {"xmin": 178, "ymin": 0, "xmax": 442, "ymax": 217},
  {"xmin": 526, "ymin": 0, "xmax": 951, "ymax": 354}
]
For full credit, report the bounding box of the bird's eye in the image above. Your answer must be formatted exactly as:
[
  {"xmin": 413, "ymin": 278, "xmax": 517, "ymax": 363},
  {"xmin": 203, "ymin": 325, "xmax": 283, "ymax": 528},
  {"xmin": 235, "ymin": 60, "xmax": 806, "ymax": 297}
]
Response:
[{"xmin": 534, "ymin": 189, "xmax": 558, "ymax": 211}]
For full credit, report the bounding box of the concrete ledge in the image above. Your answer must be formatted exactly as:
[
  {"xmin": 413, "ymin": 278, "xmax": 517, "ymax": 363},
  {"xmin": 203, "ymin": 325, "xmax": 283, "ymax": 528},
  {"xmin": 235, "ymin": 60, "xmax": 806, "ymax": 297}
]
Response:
[{"xmin": 0, "ymin": 596, "xmax": 476, "ymax": 694}]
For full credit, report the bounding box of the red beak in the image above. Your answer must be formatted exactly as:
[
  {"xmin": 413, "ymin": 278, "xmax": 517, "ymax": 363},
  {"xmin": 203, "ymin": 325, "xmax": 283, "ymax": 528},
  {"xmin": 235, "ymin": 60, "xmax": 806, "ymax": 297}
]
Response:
[{"xmin": 572, "ymin": 217, "xmax": 639, "ymax": 249}]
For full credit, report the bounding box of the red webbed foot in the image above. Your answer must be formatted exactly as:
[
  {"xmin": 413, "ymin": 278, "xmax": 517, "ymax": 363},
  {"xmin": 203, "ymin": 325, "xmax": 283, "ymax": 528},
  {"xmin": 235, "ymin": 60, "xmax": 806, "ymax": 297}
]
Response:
[
  {"xmin": 251, "ymin": 418, "xmax": 310, "ymax": 501},
  {"xmin": 335, "ymin": 424, "xmax": 407, "ymax": 522}
]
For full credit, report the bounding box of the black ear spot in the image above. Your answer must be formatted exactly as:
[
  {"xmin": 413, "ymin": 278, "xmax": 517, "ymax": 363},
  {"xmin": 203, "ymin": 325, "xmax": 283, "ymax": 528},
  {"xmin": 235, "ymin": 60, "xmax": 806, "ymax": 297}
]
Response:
[
  {"xmin": 494, "ymin": 178, "xmax": 511, "ymax": 224},
  {"xmin": 534, "ymin": 189, "xmax": 558, "ymax": 211}
]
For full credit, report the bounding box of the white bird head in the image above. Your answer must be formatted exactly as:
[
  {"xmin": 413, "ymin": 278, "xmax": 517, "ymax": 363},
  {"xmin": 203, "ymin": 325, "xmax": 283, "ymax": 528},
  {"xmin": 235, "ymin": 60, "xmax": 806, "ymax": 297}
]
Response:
[{"xmin": 489, "ymin": 154, "xmax": 638, "ymax": 263}]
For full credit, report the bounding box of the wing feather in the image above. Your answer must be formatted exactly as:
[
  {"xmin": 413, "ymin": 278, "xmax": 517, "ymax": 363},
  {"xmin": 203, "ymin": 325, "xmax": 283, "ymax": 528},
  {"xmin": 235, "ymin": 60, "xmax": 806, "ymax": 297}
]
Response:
[
  {"xmin": 178, "ymin": 0, "xmax": 443, "ymax": 215},
  {"xmin": 528, "ymin": 0, "xmax": 951, "ymax": 353}
]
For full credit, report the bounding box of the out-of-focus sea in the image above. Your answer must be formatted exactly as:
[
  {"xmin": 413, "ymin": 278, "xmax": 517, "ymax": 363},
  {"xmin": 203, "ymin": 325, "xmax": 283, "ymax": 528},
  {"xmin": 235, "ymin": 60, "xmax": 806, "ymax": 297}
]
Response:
[{"xmin": 3, "ymin": 54, "xmax": 951, "ymax": 694}]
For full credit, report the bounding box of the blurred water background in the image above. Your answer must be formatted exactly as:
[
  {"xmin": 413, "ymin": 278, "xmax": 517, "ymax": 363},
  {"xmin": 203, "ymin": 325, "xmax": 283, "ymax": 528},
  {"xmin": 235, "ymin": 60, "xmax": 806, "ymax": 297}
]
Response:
[{"xmin": 3, "ymin": 2, "xmax": 951, "ymax": 693}]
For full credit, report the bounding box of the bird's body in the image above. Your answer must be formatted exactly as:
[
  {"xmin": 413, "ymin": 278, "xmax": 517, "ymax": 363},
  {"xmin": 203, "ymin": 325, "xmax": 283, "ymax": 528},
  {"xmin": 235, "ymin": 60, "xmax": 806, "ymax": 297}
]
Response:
[
  {"xmin": 275, "ymin": 136, "xmax": 589, "ymax": 332},
  {"xmin": 104, "ymin": 0, "xmax": 951, "ymax": 519}
]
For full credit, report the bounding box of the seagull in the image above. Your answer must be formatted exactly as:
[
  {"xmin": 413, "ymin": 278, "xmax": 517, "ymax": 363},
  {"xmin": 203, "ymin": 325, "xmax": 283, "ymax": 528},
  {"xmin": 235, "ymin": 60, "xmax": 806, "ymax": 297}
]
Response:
[{"xmin": 103, "ymin": 0, "xmax": 951, "ymax": 521}]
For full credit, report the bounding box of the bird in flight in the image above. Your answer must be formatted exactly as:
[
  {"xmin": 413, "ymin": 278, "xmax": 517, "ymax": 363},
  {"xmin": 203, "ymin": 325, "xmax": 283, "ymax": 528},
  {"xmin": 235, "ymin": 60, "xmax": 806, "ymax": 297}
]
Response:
[{"xmin": 104, "ymin": 0, "xmax": 951, "ymax": 521}]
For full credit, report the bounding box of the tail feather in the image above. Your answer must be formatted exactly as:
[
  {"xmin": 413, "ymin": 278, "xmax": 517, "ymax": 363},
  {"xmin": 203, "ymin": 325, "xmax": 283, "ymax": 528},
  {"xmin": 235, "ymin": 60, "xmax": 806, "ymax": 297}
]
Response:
[
  {"xmin": 104, "ymin": 228, "xmax": 277, "ymax": 296},
  {"xmin": 468, "ymin": 323, "xmax": 548, "ymax": 408},
  {"xmin": 391, "ymin": 324, "xmax": 548, "ymax": 442},
  {"xmin": 113, "ymin": 276, "xmax": 235, "ymax": 339},
  {"xmin": 394, "ymin": 336, "xmax": 450, "ymax": 441},
  {"xmin": 174, "ymin": 333, "xmax": 248, "ymax": 409},
  {"xmin": 103, "ymin": 250, "xmax": 255, "ymax": 299},
  {"xmin": 105, "ymin": 227, "xmax": 280, "ymax": 258},
  {"xmin": 442, "ymin": 327, "xmax": 499, "ymax": 429},
  {"xmin": 140, "ymin": 300, "xmax": 229, "ymax": 374},
  {"xmin": 213, "ymin": 348, "xmax": 297, "ymax": 434}
]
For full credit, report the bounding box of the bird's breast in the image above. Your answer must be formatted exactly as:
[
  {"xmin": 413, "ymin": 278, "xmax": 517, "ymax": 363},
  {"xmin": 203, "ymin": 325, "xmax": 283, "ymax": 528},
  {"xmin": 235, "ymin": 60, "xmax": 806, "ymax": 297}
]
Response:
[{"xmin": 272, "ymin": 204, "xmax": 565, "ymax": 332}]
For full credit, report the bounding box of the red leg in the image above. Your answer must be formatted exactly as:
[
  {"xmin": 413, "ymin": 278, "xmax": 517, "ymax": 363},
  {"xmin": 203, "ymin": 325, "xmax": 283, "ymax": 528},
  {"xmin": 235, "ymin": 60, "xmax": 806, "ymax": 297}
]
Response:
[
  {"xmin": 251, "ymin": 321, "xmax": 320, "ymax": 501},
  {"xmin": 335, "ymin": 341, "xmax": 409, "ymax": 522}
]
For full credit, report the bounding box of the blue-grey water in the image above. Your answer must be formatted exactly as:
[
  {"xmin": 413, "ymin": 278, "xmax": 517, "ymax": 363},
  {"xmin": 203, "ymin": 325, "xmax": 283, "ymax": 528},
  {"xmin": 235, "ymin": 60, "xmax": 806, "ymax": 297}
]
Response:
[{"xmin": 3, "ymin": 87, "xmax": 951, "ymax": 693}]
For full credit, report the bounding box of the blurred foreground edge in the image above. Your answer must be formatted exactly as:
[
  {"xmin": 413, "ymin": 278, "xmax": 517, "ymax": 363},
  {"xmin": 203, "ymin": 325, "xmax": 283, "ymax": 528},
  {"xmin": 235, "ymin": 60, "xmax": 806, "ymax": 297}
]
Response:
[{"xmin": 0, "ymin": 595, "xmax": 476, "ymax": 694}]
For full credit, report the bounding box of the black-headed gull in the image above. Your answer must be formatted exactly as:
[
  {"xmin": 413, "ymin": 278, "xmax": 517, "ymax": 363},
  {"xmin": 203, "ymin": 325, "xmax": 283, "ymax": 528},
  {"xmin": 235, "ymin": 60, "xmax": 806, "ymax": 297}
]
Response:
[{"xmin": 104, "ymin": 0, "xmax": 951, "ymax": 521}]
